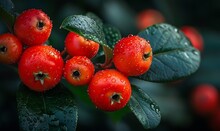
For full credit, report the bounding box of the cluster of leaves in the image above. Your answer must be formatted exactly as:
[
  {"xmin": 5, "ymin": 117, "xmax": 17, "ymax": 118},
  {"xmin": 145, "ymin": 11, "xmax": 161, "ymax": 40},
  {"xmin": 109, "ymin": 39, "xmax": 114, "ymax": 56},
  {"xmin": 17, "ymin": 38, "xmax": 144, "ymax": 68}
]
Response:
[{"xmin": 0, "ymin": 0, "xmax": 200, "ymax": 130}]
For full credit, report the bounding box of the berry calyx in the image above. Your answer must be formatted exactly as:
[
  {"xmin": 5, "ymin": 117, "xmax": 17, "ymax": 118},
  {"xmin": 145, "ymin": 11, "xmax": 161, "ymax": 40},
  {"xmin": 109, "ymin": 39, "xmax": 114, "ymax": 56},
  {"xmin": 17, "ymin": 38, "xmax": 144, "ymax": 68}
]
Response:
[
  {"xmin": 65, "ymin": 32, "xmax": 99, "ymax": 59},
  {"xmin": 64, "ymin": 56, "xmax": 95, "ymax": 86},
  {"xmin": 0, "ymin": 45, "xmax": 7, "ymax": 53},
  {"xmin": 113, "ymin": 35, "xmax": 153, "ymax": 76},
  {"xmin": 14, "ymin": 9, "xmax": 52, "ymax": 46},
  {"xmin": 88, "ymin": 69, "xmax": 131, "ymax": 111},
  {"xmin": 33, "ymin": 71, "xmax": 49, "ymax": 85},
  {"xmin": 0, "ymin": 33, "xmax": 23, "ymax": 64},
  {"xmin": 18, "ymin": 45, "xmax": 64, "ymax": 92}
]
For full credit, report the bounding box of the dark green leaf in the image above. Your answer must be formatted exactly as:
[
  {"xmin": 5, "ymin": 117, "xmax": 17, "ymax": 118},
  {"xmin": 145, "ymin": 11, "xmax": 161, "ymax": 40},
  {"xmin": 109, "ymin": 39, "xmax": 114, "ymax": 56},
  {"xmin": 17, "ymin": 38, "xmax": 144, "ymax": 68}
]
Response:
[
  {"xmin": 60, "ymin": 15, "xmax": 106, "ymax": 46},
  {"xmin": 0, "ymin": 0, "xmax": 14, "ymax": 11},
  {"xmin": 128, "ymin": 85, "xmax": 161, "ymax": 129},
  {"xmin": 16, "ymin": 83, "xmax": 78, "ymax": 131},
  {"xmin": 86, "ymin": 12, "xmax": 103, "ymax": 28},
  {"xmin": 103, "ymin": 25, "xmax": 121, "ymax": 48},
  {"xmin": 137, "ymin": 23, "xmax": 201, "ymax": 82},
  {"xmin": 0, "ymin": 0, "xmax": 15, "ymax": 32}
]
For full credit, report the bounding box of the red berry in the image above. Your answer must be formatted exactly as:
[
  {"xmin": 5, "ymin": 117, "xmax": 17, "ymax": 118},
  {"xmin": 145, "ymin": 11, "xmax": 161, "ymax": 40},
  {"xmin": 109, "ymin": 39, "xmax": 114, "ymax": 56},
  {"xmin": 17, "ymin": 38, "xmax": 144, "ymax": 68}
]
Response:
[
  {"xmin": 136, "ymin": 9, "xmax": 165, "ymax": 30},
  {"xmin": 18, "ymin": 45, "xmax": 64, "ymax": 92},
  {"xmin": 64, "ymin": 56, "xmax": 95, "ymax": 86},
  {"xmin": 65, "ymin": 32, "xmax": 99, "ymax": 59},
  {"xmin": 88, "ymin": 69, "xmax": 131, "ymax": 111},
  {"xmin": 14, "ymin": 9, "xmax": 52, "ymax": 46},
  {"xmin": 181, "ymin": 26, "xmax": 204, "ymax": 52},
  {"xmin": 191, "ymin": 84, "xmax": 219, "ymax": 116},
  {"xmin": 113, "ymin": 35, "xmax": 153, "ymax": 76},
  {"xmin": 0, "ymin": 33, "xmax": 23, "ymax": 64}
]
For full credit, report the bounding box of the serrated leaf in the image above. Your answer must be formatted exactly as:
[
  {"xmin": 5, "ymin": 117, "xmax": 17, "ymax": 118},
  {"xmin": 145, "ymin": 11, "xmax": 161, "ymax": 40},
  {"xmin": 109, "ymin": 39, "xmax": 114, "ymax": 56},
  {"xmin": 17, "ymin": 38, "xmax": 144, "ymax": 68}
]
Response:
[
  {"xmin": 128, "ymin": 85, "xmax": 161, "ymax": 129},
  {"xmin": 16, "ymin": 83, "xmax": 78, "ymax": 131},
  {"xmin": 137, "ymin": 23, "xmax": 201, "ymax": 82},
  {"xmin": 0, "ymin": 0, "xmax": 15, "ymax": 32},
  {"xmin": 103, "ymin": 24, "xmax": 121, "ymax": 48}
]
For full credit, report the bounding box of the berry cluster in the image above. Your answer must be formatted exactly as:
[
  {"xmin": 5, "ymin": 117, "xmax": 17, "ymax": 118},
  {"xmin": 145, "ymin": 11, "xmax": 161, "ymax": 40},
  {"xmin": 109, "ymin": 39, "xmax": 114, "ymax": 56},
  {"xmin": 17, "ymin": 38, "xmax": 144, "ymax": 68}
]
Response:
[{"xmin": 0, "ymin": 9, "xmax": 153, "ymax": 112}]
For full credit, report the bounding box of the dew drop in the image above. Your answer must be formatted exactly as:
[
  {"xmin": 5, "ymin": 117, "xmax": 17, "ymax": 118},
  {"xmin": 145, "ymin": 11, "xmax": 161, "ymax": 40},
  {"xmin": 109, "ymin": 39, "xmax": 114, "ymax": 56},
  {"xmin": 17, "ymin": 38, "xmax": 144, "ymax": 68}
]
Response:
[
  {"xmin": 193, "ymin": 50, "xmax": 199, "ymax": 55},
  {"xmin": 111, "ymin": 78, "xmax": 116, "ymax": 83},
  {"xmin": 150, "ymin": 103, "xmax": 155, "ymax": 111},
  {"xmin": 128, "ymin": 34, "xmax": 134, "ymax": 37},
  {"xmin": 174, "ymin": 28, "xmax": 178, "ymax": 32},
  {"xmin": 184, "ymin": 52, "xmax": 189, "ymax": 59},
  {"xmin": 156, "ymin": 108, "xmax": 160, "ymax": 114}
]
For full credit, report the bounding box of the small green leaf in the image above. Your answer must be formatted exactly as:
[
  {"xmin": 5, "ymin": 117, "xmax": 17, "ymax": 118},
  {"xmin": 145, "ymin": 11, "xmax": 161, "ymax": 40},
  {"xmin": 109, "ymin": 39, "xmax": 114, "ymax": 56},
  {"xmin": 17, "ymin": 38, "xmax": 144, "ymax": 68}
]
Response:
[
  {"xmin": 128, "ymin": 85, "xmax": 161, "ymax": 129},
  {"xmin": 137, "ymin": 23, "xmax": 201, "ymax": 82},
  {"xmin": 16, "ymin": 83, "xmax": 78, "ymax": 131},
  {"xmin": 0, "ymin": 0, "xmax": 15, "ymax": 32},
  {"xmin": 103, "ymin": 25, "xmax": 121, "ymax": 48}
]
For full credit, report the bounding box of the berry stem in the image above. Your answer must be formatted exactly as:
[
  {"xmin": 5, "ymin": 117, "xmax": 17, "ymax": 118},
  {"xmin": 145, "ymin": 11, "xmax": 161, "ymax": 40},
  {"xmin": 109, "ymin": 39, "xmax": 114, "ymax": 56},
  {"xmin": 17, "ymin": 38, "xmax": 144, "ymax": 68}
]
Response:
[
  {"xmin": 96, "ymin": 46, "xmax": 113, "ymax": 69},
  {"xmin": 61, "ymin": 48, "xmax": 67, "ymax": 56}
]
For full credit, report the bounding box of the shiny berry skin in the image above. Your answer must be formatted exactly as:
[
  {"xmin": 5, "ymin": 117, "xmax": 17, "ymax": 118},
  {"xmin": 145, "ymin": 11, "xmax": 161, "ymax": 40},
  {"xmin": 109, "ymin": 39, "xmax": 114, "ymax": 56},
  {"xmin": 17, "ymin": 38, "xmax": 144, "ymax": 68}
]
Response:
[
  {"xmin": 113, "ymin": 35, "xmax": 153, "ymax": 76},
  {"xmin": 88, "ymin": 69, "xmax": 131, "ymax": 112},
  {"xmin": 191, "ymin": 84, "xmax": 219, "ymax": 115},
  {"xmin": 18, "ymin": 45, "xmax": 64, "ymax": 92},
  {"xmin": 14, "ymin": 9, "xmax": 52, "ymax": 46},
  {"xmin": 0, "ymin": 33, "xmax": 22, "ymax": 64},
  {"xmin": 64, "ymin": 56, "xmax": 95, "ymax": 86},
  {"xmin": 181, "ymin": 26, "xmax": 204, "ymax": 52},
  {"xmin": 65, "ymin": 32, "xmax": 99, "ymax": 59},
  {"xmin": 136, "ymin": 9, "xmax": 165, "ymax": 30}
]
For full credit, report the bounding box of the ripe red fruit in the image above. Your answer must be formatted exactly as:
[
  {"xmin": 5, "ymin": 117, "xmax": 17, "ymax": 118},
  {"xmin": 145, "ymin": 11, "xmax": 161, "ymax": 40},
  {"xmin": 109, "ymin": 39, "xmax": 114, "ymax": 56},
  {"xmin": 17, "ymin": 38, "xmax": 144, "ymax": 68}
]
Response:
[
  {"xmin": 64, "ymin": 56, "xmax": 95, "ymax": 86},
  {"xmin": 18, "ymin": 45, "xmax": 64, "ymax": 92},
  {"xmin": 136, "ymin": 9, "xmax": 165, "ymax": 30},
  {"xmin": 113, "ymin": 35, "xmax": 153, "ymax": 76},
  {"xmin": 65, "ymin": 32, "xmax": 99, "ymax": 59},
  {"xmin": 181, "ymin": 26, "xmax": 204, "ymax": 52},
  {"xmin": 14, "ymin": 9, "xmax": 52, "ymax": 46},
  {"xmin": 88, "ymin": 69, "xmax": 131, "ymax": 111},
  {"xmin": 0, "ymin": 33, "xmax": 23, "ymax": 64},
  {"xmin": 191, "ymin": 84, "xmax": 219, "ymax": 116}
]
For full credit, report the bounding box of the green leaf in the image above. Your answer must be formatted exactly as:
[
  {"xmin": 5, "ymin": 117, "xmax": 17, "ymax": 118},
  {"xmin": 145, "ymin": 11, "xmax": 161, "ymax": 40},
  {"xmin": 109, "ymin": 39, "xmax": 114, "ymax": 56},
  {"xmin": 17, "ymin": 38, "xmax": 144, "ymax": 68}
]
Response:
[
  {"xmin": 86, "ymin": 12, "xmax": 103, "ymax": 28},
  {"xmin": 0, "ymin": 0, "xmax": 15, "ymax": 32},
  {"xmin": 103, "ymin": 25, "xmax": 121, "ymax": 48},
  {"xmin": 137, "ymin": 23, "xmax": 201, "ymax": 82},
  {"xmin": 16, "ymin": 83, "xmax": 78, "ymax": 131},
  {"xmin": 128, "ymin": 85, "xmax": 161, "ymax": 129},
  {"xmin": 60, "ymin": 15, "xmax": 106, "ymax": 46}
]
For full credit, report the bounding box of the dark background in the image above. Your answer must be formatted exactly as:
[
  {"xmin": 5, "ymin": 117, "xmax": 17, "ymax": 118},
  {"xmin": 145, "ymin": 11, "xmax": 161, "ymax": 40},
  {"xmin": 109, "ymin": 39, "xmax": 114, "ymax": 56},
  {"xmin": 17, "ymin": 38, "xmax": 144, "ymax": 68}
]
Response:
[{"xmin": 1, "ymin": 0, "xmax": 220, "ymax": 130}]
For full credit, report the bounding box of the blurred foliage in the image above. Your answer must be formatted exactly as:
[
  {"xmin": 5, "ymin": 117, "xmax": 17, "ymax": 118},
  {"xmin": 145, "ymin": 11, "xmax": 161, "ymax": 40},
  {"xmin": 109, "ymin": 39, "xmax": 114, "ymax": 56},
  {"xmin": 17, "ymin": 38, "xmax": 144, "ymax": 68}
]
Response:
[{"xmin": 1, "ymin": 0, "xmax": 220, "ymax": 131}]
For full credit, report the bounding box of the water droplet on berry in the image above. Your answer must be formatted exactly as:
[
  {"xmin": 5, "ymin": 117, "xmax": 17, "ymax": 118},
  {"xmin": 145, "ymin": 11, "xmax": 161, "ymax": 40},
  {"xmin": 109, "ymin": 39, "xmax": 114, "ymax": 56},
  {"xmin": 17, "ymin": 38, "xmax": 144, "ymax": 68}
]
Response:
[
  {"xmin": 128, "ymin": 34, "xmax": 134, "ymax": 37},
  {"xmin": 111, "ymin": 78, "xmax": 116, "ymax": 83}
]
